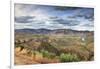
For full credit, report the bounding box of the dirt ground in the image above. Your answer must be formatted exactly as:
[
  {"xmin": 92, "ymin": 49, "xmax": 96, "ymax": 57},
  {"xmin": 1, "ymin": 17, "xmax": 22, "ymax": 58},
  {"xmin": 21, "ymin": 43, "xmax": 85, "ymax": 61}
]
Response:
[{"xmin": 14, "ymin": 50, "xmax": 39, "ymax": 65}]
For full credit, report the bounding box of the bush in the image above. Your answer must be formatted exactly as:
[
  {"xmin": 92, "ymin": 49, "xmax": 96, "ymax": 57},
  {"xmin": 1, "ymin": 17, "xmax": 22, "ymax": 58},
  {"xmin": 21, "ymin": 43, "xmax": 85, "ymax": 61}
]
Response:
[
  {"xmin": 41, "ymin": 50, "xmax": 56, "ymax": 59},
  {"xmin": 41, "ymin": 50, "xmax": 49, "ymax": 58},
  {"xmin": 60, "ymin": 46, "xmax": 90, "ymax": 61},
  {"xmin": 59, "ymin": 53, "xmax": 80, "ymax": 62}
]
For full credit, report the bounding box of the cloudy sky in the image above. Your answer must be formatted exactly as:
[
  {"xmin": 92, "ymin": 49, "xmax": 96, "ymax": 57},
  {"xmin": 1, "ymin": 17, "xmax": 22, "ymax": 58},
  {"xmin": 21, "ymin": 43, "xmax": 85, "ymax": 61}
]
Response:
[{"xmin": 14, "ymin": 3, "xmax": 94, "ymax": 31}]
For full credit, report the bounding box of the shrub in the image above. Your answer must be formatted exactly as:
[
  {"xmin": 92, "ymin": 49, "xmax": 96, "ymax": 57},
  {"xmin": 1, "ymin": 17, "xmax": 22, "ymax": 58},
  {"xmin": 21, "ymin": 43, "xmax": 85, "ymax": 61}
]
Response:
[
  {"xmin": 59, "ymin": 53, "xmax": 80, "ymax": 62},
  {"xmin": 60, "ymin": 46, "xmax": 90, "ymax": 61},
  {"xmin": 41, "ymin": 50, "xmax": 49, "ymax": 58},
  {"xmin": 41, "ymin": 50, "xmax": 56, "ymax": 59}
]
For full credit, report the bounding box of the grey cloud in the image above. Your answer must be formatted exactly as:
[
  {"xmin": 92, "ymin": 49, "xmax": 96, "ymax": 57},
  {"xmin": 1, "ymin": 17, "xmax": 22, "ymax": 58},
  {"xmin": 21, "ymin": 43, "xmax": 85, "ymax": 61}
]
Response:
[
  {"xmin": 54, "ymin": 6, "xmax": 81, "ymax": 11},
  {"xmin": 75, "ymin": 8, "xmax": 94, "ymax": 21},
  {"xmin": 15, "ymin": 16, "xmax": 35, "ymax": 23},
  {"xmin": 48, "ymin": 18, "xmax": 79, "ymax": 26}
]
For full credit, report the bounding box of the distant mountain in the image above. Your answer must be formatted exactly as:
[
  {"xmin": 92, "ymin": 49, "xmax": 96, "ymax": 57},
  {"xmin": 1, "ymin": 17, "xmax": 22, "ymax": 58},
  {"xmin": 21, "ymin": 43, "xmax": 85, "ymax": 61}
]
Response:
[
  {"xmin": 15, "ymin": 28, "xmax": 52, "ymax": 34},
  {"xmin": 15, "ymin": 28, "xmax": 94, "ymax": 35}
]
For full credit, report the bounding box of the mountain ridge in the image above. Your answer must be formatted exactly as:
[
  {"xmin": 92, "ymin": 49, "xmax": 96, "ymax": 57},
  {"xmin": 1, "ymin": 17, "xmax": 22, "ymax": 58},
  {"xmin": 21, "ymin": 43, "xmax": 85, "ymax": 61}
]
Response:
[{"xmin": 15, "ymin": 28, "xmax": 94, "ymax": 35}]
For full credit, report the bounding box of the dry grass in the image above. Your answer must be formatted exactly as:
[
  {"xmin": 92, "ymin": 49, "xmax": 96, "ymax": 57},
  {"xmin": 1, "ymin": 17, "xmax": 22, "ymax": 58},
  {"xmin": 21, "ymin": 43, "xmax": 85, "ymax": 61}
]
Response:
[{"xmin": 15, "ymin": 33, "xmax": 94, "ymax": 65}]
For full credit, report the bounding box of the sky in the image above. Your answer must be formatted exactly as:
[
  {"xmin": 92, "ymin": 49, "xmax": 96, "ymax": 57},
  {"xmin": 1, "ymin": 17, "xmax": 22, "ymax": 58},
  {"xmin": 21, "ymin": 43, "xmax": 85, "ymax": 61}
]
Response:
[{"xmin": 14, "ymin": 3, "xmax": 94, "ymax": 31}]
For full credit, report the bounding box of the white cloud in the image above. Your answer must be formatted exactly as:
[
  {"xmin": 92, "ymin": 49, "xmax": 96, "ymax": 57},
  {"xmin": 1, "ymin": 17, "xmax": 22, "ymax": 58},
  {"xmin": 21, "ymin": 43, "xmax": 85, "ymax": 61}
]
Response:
[{"xmin": 14, "ymin": 4, "xmax": 94, "ymax": 31}]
